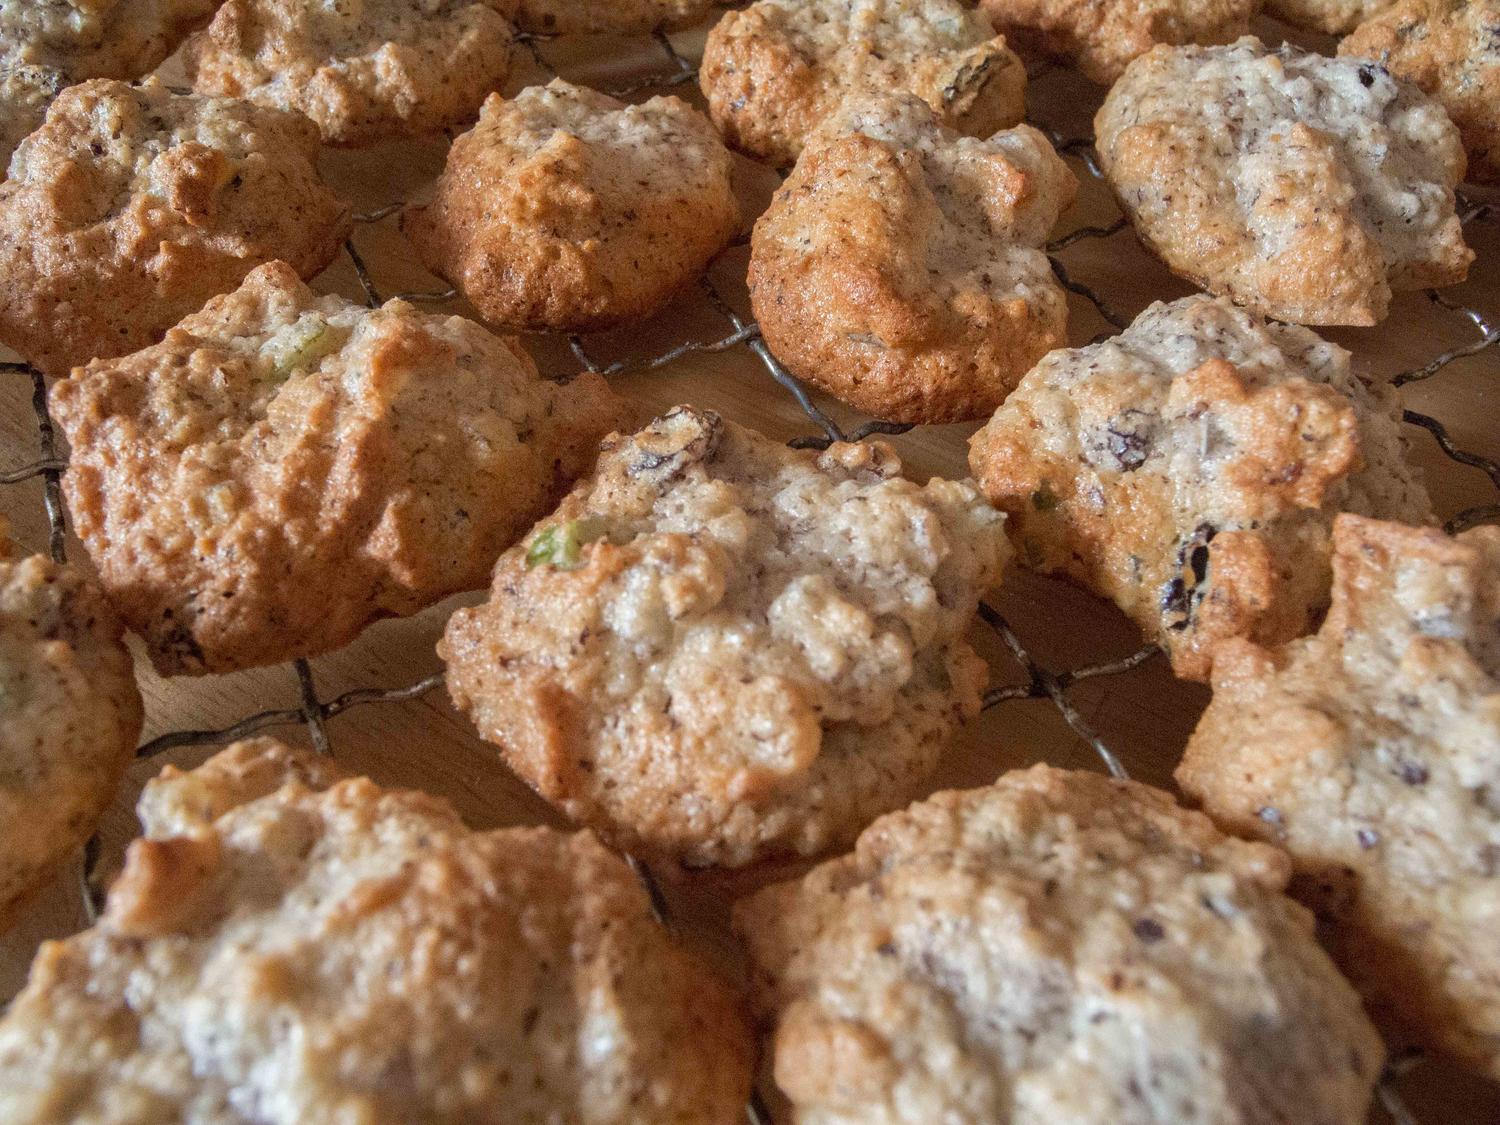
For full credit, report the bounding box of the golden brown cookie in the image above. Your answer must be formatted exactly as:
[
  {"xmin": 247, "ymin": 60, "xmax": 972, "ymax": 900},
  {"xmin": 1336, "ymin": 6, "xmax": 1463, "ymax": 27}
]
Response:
[
  {"xmin": 0, "ymin": 65, "xmax": 66, "ymax": 170},
  {"xmin": 0, "ymin": 738, "xmax": 755, "ymax": 1122},
  {"xmin": 185, "ymin": 0, "xmax": 516, "ymax": 145},
  {"xmin": 514, "ymin": 0, "xmax": 712, "ymax": 33},
  {"xmin": 0, "ymin": 78, "xmax": 350, "ymax": 375},
  {"xmin": 1096, "ymin": 38, "xmax": 1473, "ymax": 326},
  {"xmin": 749, "ymin": 93, "xmax": 1075, "ymax": 424},
  {"xmin": 979, "ymin": 0, "xmax": 1259, "ymax": 83},
  {"xmin": 737, "ymin": 765, "xmax": 1384, "ymax": 1123},
  {"xmin": 700, "ymin": 0, "xmax": 1026, "ymax": 167},
  {"xmin": 1341, "ymin": 0, "xmax": 1500, "ymax": 184},
  {"xmin": 0, "ymin": 0, "xmax": 219, "ymax": 79},
  {"xmin": 0, "ymin": 541, "xmax": 142, "ymax": 931},
  {"xmin": 1178, "ymin": 515, "xmax": 1500, "ymax": 1078},
  {"xmin": 405, "ymin": 80, "xmax": 739, "ymax": 333},
  {"xmin": 968, "ymin": 294, "xmax": 1432, "ymax": 681},
  {"xmin": 52, "ymin": 261, "xmax": 626, "ymax": 676},
  {"xmin": 1267, "ymin": 0, "xmax": 1395, "ymax": 33},
  {"xmin": 441, "ymin": 406, "xmax": 1010, "ymax": 868}
]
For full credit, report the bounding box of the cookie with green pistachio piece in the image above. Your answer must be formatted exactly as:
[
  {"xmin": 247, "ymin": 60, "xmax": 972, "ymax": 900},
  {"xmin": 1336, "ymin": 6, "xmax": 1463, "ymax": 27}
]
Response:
[
  {"xmin": 699, "ymin": 0, "xmax": 1026, "ymax": 167},
  {"xmin": 441, "ymin": 405, "xmax": 1010, "ymax": 868},
  {"xmin": 968, "ymin": 294, "xmax": 1432, "ymax": 681},
  {"xmin": 51, "ymin": 261, "xmax": 627, "ymax": 676}
]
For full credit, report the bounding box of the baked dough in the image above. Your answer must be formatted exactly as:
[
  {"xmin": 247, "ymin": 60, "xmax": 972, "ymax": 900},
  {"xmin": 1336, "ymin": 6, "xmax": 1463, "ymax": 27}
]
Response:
[
  {"xmin": 1266, "ymin": 0, "xmax": 1396, "ymax": 34},
  {"xmin": 0, "ymin": 0, "xmax": 218, "ymax": 80},
  {"xmin": 514, "ymin": 0, "xmax": 713, "ymax": 33},
  {"xmin": 0, "ymin": 65, "xmax": 66, "ymax": 170}
]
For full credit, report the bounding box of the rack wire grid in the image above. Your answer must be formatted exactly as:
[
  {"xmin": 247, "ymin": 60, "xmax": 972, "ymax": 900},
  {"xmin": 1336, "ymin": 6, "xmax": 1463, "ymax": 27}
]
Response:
[{"xmin": 2, "ymin": 11, "xmax": 1498, "ymax": 1124}]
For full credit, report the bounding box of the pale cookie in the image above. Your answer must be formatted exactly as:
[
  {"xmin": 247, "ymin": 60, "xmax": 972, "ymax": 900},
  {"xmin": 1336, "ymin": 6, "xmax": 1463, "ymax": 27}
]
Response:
[
  {"xmin": 52, "ymin": 261, "xmax": 626, "ymax": 676},
  {"xmin": 750, "ymin": 93, "xmax": 1075, "ymax": 424},
  {"xmin": 1266, "ymin": 0, "xmax": 1395, "ymax": 34},
  {"xmin": 441, "ymin": 406, "xmax": 1009, "ymax": 868},
  {"xmin": 968, "ymin": 295, "xmax": 1432, "ymax": 681},
  {"xmin": 514, "ymin": 0, "xmax": 713, "ymax": 33},
  {"xmin": 736, "ymin": 765, "xmax": 1384, "ymax": 1124},
  {"xmin": 185, "ymin": 0, "xmax": 516, "ymax": 145},
  {"xmin": 1178, "ymin": 515, "xmax": 1500, "ymax": 1077},
  {"xmin": 0, "ymin": 78, "xmax": 350, "ymax": 375},
  {"xmin": 979, "ymin": 0, "xmax": 1259, "ymax": 84},
  {"xmin": 1096, "ymin": 38, "xmax": 1473, "ymax": 326},
  {"xmin": 1341, "ymin": 0, "xmax": 1500, "ymax": 184},
  {"xmin": 0, "ymin": 541, "xmax": 142, "ymax": 932},
  {"xmin": 0, "ymin": 738, "xmax": 754, "ymax": 1123},
  {"xmin": 405, "ymin": 80, "xmax": 739, "ymax": 332},
  {"xmin": 0, "ymin": 0, "xmax": 218, "ymax": 79},
  {"xmin": 700, "ymin": 0, "xmax": 1026, "ymax": 167},
  {"xmin": 0, "ymin": 65, "xmax": 66, "ymax": 170}
]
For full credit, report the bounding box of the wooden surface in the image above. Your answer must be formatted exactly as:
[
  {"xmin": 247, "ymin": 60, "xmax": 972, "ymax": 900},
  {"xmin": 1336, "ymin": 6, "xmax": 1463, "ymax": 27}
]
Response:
[{"xmin": 2, "ymin": 13, "xmax": 1499, "ymax": 1122}]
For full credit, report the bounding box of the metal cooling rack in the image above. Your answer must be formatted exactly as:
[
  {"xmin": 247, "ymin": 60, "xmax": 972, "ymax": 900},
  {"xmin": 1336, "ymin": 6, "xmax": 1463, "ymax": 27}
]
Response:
[{"xmin": 2, "ymin": 14, "xmax": 1497, "ymax": 1125}]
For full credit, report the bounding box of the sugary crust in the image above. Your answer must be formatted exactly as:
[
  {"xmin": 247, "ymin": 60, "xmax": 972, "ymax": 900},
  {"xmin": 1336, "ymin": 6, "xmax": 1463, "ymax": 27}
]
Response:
[
  {"xmin": 736, "ymin": 765, "xmax": 1383, "ymax": 1124},
  {"xmin": 1096, "ymin": 38, "xmax": 1473, "ymax": 326},
  {"xmin": 0, "ymin": 739, "xmax": 754, "ymax": 1123},
  {"xmin": 514, "ymin": 0, "xmax": 714, "ymax": 33},
  {"xmin": 0, "ymin": 64, "xmax": 65, "ymax": 169},
  {"xmin": 52, "ymin": 261, "xmax": 627, "ymax": 676},
  {"xmin": 405, "ymin": 80, "xmax": 739, "ymax": 332},
  {"xmin": 0, "ymin": 543, "xmax": 142, "ymax": 932},
  {"xmin": 700, "ymin": 0, "xmax": 1026, "ymax": 167},
  {"xmin": 0, "ymin": 79, "xmax": 351, "ymax": 376},
  {"xmin": 440, "ymin": 406, "xmax": 1010, "ymax": 868},
  {"xmin": 1267, "ymin": 0, "xmax": 1395, "ymax": 33},
  {"xmin": 1341, "ymin": 0, "xmax": 1500, "ymax": 184},
  {"xmin": 968, "ymin": 295, "xmax": 1432, "ymax": 681},
  {"xmin": 1178, "ymin": 515, "xmax": 1500, "ymax": 1077},
  {"xmin": 979, "ymin": 0, "xmax": 1259, "ymax": 84},
  {"xmin": 184, "ymin": 0, "xmax": 516, "ymax": 146},
  {"xmin": 750, "ymin": 93, "xmax": 1075, "ymax": 424},
  {"xmin": 0, "ymin": 0, "xmax": 218, "ymax": 80}
]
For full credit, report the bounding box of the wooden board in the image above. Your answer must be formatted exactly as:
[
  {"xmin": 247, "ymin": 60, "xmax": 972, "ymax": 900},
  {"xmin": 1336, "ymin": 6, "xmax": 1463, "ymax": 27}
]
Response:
[{"xmin": 2, "ymin": 13, "xmax": 1498, "ymax": 1121}]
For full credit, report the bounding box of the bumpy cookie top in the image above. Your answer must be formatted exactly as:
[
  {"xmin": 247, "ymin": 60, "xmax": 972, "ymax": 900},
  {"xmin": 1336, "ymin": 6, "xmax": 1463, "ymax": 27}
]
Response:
[
  {"xmin": 750, "ymin": 92, "xmax": 1075, "ymax": 423},
  {"xmin": 0, "ymin": 0, "xmax": 218, "ymax": 79},
  {"xmin": 0, "ymin": 738, "xmax": 754, "ymax": 1123},
  {"xmin": 52, "ymin": 261, "xmax": 625, "ymax": 676},
  {"xmin": 1096, "ymin": 38, "xmax": 1472, "ymax": 326},
  {"xmin": 0, "ymin": 542, "xmax": 142, "ymax": 930},
  {"xmin": 969, "ymin": 294, "xmax": 1432, "ymax": 680},
  {"xmin": 1178, "ymin": 516, "xmax": 1500, "ymax": 1076},
  {"xmin": 700, "ymin": 0, "xmax": 1026, "ymax": 166},
  {"xmin": 0, "ymin": 64, "xmax": 65, "ymax": 169},
  {"xmin": 1341, "ymin": 0, "xmax": 1500, "ymax": 184},
  {"xmin": 736, "ymin": 765, "xmax": 1384, "ymax": 1124},
  {"xmin": 441, "ymin": 406, "xmax": 1010, "ymax": 867},
  {"xmin": 185, "ymin": 0, "xmax": 516, "ymax": 144},
  {"xmin": 514, "ymin": 0, "xmax": 712, "ymax": 33}
]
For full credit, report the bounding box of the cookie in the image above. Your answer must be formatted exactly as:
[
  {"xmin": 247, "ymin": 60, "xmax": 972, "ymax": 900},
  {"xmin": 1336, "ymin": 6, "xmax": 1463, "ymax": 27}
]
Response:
[
  {"xmin": 1178, "ymin": 515, "xmax": 1500, "ymax": 1077},
  {"xmin": 52, "ymin": 261, "xmax": 626, "ymax": 676},
  {"xmin": 1341, "ymin": 0, "xmax": 1500, "ymax": 184},
  {"xmin": 0, "ymin": 541, "xmax": 142, "ymax": 931},
  {"xmin": 978, "ymin": 0, "xmax": 1258, "ymax": 84},
  {"xmin": 968, "ymin": 295, "xmax": 1432, "ymax": 681},
  {"xmin": 441, "ymin": 406, "xmax": 1009, "ymax": 868},
  {"xmin": 1096, "ymin": 38, "xmax": 1473, "ymax": 326},
  {"xmin": 1266, "ymin": 0, "xmax": 1394, "ymax": 33},
  {"xmin": 0, "ymin": 65, "xmax": 66, "ymax": 170},
  {"xmin": 736, "ymin": 764, "xmax": 1384, "ymax": 1123},
  {"xmin": 514, "ymin": 0, "xmax": 713, "ymax": 33},
  {"xmin": 749, "ymin": 92, "xmax": 1075, "ymax": 425},
  {"xmin": 185, "ymin": 0, "xmax": 516, "ymax": 145},
  {"xmin": 0, "ymin": 738, "xmax": 755, "ymax": 1122},
  {"xmin": 0, "ymin": 78, "xmax": 350, "ymax": 376},
  {"xmin": 0, "ymin": 0, "xmax": 218, "ymax": 80},
  {"xmin": 405, "ymin": 80, "xmax": 739, "ymax": 333},
  {"xmin": 700, "ymin": 0, "xmax": 1026, "ymax": 167}
]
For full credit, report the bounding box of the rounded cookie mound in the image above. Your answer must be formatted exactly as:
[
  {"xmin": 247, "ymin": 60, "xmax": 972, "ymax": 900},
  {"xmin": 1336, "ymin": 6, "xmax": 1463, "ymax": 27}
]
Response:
[
  {"xmin": 0, "ymin": 542, "xmax": 142, "ymax": 931},
  {"xmin": 736, "ymin": 765, "xmax": 1384, "ymax": 1124},
  {"xmin": 700, "ymin": 0, "xmax": 1026, "ymax": 167},
  {"xmin": 52, "ymin": 261, "xmax": 626, "ymax": 676},
  {"xmin": 1179, "ymin": 516, "xmax": 1500, "ymax": 1078},
  {"xmin": 0, "ymin": 64, "xmax": 66, "ymax": 170},
  {"xmin": 1341, "ymin": 0, "xmax": 1500, "ymax": 184},
  {"xmin": 405, "ymin": 80, "xmax": 738, "ymax": 333},
  {"xmin": 969, "ymin": 294, "xmax": 1432, "ymax": 681},
  {"xmin": 185, "ymin": 0, "xmax": 516, "ymax": 145},
  {"xmin": 0, "ymin": 78, "xmax": 350, "ymax": 375},
  {"xmin": 514, "ymin": 0, "xmax": 713, "ymax": 33},
  {"xmin": 750, "ymin": 93, "xmax": 1075, "ymax": 425},
  {"xmin": 441, "ymin": 406, "xmax": 1010, "ymax": 868},
  {"xmin": 1266, "ymin": 0, "xmax": 1395, "ymax": 34},
  {"xmin": 0, "ymin": 0, "xmax": 218, "ymax": 80},
  {"xmin": 0, "ymin": 739, "xmax": 754, "ymax": 1123},
  {"xmin": 1096, "ymin": 38, "xmax": 1473, "ymax": 326}
]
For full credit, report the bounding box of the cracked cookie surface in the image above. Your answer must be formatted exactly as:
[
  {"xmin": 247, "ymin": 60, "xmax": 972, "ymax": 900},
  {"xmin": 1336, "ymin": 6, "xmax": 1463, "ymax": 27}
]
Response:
[{"xmin": 0, "ymin": 0, "xmax": 219, "ymax": 79}]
